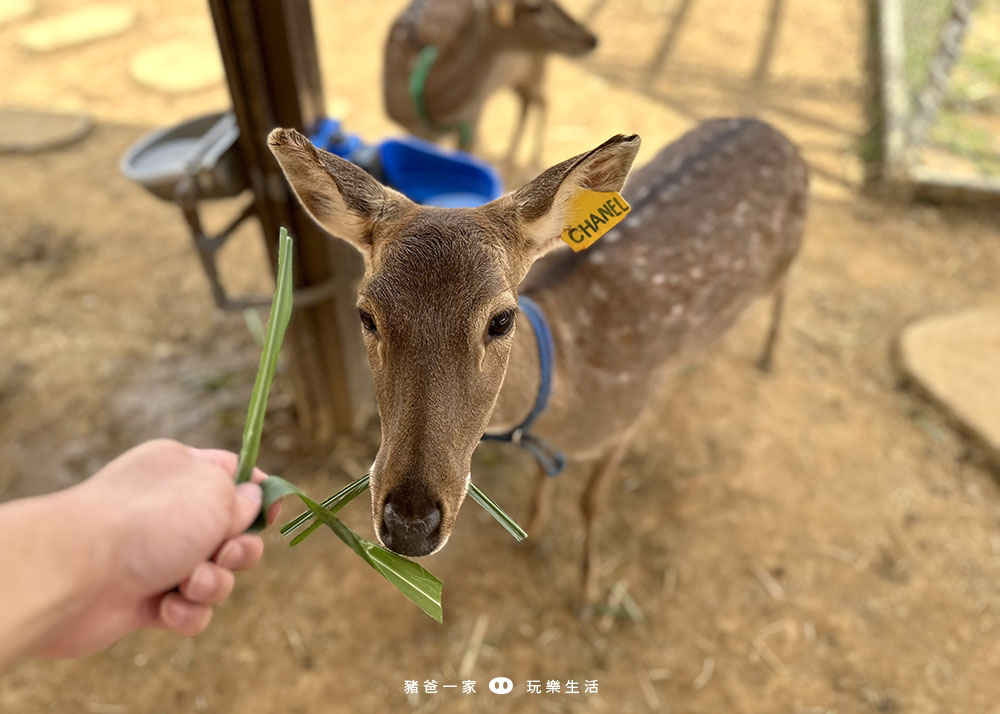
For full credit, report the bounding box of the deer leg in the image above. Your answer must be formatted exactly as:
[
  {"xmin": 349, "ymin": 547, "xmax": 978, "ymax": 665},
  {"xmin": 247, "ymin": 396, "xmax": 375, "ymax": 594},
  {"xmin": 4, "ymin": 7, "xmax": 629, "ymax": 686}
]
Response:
[
  {"xmin": 457, "ymin": 107, "xmax": 482, "ymax": 153},
  {"xmin": 581, "ymin": 439, "xmax": 631, "ymax": 604},
  {"xmin": 526, "ymin": 60, "xmax": 548, "ymax": 171},
  {"xmin": 528, "ymin": 94, "xmax": 548, "ymax": 171},
  {"xmin": 502, "ymin": 87, "xmax": 532, "ymax": 172},
  {"xmin": 757, "ymin": 283, "xmax": 786, "ymax": 373},
  {"xmin": 526, "ymin": 462, "xmax": 555, "ymax": 537},
  {"xmin": 458, "ymin": 124, "xmax": 477, "ymax": 154}
]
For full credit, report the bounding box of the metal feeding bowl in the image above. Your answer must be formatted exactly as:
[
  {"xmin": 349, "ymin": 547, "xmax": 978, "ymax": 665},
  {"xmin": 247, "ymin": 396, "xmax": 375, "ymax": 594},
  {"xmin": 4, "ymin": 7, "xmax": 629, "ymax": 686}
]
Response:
[{"xmin": 120, "ymin": 111, "xmax": 247, "ymax": 201}]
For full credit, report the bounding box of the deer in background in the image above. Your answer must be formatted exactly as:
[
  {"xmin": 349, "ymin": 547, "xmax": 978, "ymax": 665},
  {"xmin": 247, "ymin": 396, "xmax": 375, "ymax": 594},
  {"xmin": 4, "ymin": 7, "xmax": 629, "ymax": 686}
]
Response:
[
  {"xmin": 269, "ymin": 117, "xmax": 808, "ymax": 603},
  {"xmin": 383, "ymin": 0, "xmax": 597, "ymax": 169}
]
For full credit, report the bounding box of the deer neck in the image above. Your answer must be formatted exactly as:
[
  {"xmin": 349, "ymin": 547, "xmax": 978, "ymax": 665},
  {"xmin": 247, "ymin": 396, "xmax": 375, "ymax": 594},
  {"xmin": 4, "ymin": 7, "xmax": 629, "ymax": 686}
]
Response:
[
  {"xmin": 424, "ymin": 30, "xmax": 507, "ymax": 122},
  {"xmin": 487, "ymin": 305, "xmax": 542, "ymax": 434}
]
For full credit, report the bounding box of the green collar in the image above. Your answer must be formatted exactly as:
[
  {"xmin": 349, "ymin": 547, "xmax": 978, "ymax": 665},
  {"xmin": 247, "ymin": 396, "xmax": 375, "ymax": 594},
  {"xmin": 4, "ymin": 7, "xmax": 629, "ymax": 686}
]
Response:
[{"xmin": 408, "ymin": 45, "xmax": 473, "ymax": 149}]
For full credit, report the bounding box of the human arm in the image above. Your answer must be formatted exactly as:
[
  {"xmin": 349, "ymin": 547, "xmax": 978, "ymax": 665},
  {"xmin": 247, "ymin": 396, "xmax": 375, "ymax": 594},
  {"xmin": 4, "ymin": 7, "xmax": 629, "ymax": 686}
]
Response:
[{"xmin": 0, "ymin": 439, "xmax": 278, "ymax": 669}]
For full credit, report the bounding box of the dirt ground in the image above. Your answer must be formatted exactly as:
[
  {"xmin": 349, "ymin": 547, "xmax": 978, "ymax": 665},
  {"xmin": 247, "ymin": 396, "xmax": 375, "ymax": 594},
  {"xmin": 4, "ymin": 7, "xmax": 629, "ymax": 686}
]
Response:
[{"xmin": 3, "ymin": 1, "xmax": 1000, "ymax": 713}]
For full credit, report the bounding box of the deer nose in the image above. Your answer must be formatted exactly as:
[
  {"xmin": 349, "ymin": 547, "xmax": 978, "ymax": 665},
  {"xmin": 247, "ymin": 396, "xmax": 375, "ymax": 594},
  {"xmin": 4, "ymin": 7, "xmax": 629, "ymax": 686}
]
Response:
[
  {"xmin": 585, "ymin": 33, "xmax": 598, "ymax": 49},
  {"xmin": 380, "ymin": 496, "xmax": 442, "ymax": 557}
]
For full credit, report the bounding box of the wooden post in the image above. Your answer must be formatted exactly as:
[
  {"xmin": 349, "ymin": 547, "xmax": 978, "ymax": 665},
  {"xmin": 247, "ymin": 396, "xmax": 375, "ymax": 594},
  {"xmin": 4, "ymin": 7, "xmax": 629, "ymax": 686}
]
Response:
[{"xmin": 208, "ymin": 0, "xmax": 373, "ymax": 441}]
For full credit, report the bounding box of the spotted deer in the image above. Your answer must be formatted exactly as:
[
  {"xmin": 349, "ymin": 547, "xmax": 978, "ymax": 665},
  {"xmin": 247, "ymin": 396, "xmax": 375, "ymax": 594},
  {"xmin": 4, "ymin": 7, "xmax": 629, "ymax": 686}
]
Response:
[
  {"xmin": 268, "ymin": 118, "xmax": 808, "ymax": 602},
  {"xmin": 383, "ymin": 0, "xmax": 597, "ymax": 167}
]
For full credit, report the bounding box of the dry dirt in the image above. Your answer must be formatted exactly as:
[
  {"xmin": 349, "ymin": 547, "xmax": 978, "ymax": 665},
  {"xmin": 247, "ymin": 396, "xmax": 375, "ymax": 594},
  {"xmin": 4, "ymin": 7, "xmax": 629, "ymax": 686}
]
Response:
[{"xmin": 2, "ymin": 1, "xmax": 1000, "ymax": 713}]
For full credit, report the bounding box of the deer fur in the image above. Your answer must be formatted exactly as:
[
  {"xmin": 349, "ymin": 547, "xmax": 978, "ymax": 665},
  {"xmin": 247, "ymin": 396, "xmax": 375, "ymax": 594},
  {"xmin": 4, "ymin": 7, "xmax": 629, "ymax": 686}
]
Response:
[
  {"xmin": 269, "ymin": 117, "xmax": 808, "ymax": 602},
  {"xmin": 383, "ymin": 0, "xmax": 597, "ymax": 167}
]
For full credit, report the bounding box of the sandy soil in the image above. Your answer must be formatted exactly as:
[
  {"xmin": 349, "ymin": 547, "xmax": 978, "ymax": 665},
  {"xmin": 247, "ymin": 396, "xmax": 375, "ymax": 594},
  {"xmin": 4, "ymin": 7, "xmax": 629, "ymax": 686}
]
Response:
[{"xmin": 2, "ymin": 1, "xmax": 1000, "ymax": 713}]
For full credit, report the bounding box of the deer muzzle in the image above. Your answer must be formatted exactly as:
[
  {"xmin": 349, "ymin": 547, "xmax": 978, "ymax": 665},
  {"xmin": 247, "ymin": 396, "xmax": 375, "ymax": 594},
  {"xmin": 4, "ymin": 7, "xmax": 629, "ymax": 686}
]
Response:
[{"xmin": 379, "ymin": 491, "xmax": 443, "ymax": 556}]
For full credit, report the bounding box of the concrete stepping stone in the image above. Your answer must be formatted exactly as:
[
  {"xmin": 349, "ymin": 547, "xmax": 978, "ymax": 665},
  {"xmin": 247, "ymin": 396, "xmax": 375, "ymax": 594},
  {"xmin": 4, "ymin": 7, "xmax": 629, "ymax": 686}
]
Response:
[
  {"xmin": 0, "ymin": 107, "xmax": 93, "ymax": 154},
  {"xmin": 129, "ymin": 38, "xmax": 224, "ymax": 94},
  {"xmin": 0, "ymin": 0, "xmax": 35, "ymax": 29},
  {"xmin": 899, "ymin": 309, "xmax": 1000, "ymax": 468},
  {"xmin": 18, "ymin": 4, "xmax": 135, "ymax": 52}
]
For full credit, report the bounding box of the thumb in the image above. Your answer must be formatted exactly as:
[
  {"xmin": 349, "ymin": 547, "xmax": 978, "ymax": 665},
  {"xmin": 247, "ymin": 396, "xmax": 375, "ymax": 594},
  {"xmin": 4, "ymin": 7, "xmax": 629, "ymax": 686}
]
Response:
[{"xmin": 229, "ymin": 482, "xmax": 263, "ymax": 536}]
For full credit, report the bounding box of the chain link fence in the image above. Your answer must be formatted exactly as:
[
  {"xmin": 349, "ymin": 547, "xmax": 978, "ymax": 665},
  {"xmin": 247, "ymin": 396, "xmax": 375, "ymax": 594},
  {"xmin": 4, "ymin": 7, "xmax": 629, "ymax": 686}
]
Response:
[{"xmin": 880, "ymin": 0, "xmax": 1000, "ymax": 200}]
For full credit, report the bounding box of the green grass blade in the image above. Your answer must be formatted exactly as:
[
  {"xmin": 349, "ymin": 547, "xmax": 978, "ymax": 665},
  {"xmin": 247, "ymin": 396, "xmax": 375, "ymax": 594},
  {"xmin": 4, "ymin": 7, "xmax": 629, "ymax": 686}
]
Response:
[
  {"xmin": 289, "ymin": 519, "xmax": 323, "ymax": 546},
  {"xmin": 243, "ymin": 307, "xmax": 266, "ymax": 348},
  {"xmin": 282, "ymin": 475, "xmax": 526, "ymax": 545},
  {"xmin": 297, "ymin": 490, "xmax": 443, "ymax": 623},
  {"xmin": 235, "ymin": 227, "xmax": 294, "ymax": 485},
  {"xmin": 264, "ymin": 476, "xmax": 443, "ymax": 622},
  {"xmin": 468, "ymin": 482, "xmax": 527, "ymax": 541},
  {"xmin": 279, "ymin": 473, "xmax": 371, "ymax": 536},
  {"xmin": 259, "ymin": 473, "xmax": 304, "ymax": 506}
]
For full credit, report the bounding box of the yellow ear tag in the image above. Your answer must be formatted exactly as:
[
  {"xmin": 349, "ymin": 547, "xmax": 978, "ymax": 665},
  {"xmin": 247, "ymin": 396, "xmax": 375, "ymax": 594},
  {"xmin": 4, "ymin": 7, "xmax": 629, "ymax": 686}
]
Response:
[{"xmin": 560, "ymin": 191, "xmax": 631, "ymax": 252}]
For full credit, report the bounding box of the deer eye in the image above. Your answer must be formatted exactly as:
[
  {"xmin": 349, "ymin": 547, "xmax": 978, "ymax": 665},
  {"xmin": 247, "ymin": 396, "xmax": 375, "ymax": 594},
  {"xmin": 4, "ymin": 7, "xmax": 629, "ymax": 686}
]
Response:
[
  {"xmin": 488, "ymin": 309, "xmax": 516, "ymax": 338},
  {"xmin": 359, "ymin": 309, "xmax": 377, "ymax": 333}
]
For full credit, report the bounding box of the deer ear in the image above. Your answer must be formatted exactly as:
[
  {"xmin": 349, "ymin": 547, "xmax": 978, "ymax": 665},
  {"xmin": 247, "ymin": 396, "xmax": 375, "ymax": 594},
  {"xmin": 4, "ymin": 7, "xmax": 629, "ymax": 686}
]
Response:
[
  {"xmin": 268, "ymin": 128, "xmax": 407, "ymax": 253},
  {"xmin": 511, "ymin": 134, "xmax": 641, "ymax": 260}
]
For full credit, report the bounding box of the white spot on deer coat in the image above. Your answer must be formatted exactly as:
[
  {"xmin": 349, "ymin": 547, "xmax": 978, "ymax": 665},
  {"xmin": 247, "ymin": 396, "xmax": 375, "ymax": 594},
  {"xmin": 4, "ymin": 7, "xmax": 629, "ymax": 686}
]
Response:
[
  {"xmin": 659, "ymin": 185, "xmax": 679, "ymax": 202},
  {"xmin": 590, "ymin": 283, "xmax": 609, "ymax": 301},
  {"xmin": 733, "ymin": 200, "xmax": 749, "ymax": 226}
]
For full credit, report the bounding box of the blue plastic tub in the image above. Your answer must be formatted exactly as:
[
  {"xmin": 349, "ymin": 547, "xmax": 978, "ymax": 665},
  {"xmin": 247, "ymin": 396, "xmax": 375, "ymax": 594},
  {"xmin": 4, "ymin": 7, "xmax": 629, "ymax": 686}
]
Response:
[
  {"xmin": 378, "ymin": 137, "xmax": 503, "ymax": 208},
  {"xmin": 310, "ymin": 119, "xmax": 503, "ymax": 208},
  {"xmin": 311, "ymin": 118, "xmax": 363, "ymax": 161}
]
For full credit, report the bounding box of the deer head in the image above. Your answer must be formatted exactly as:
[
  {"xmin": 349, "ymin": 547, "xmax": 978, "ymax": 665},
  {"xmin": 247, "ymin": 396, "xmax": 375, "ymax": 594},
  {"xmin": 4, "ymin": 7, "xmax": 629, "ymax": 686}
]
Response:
[
  {"xmin": 490, "ymin": 0, "xmax": 597, "ymax": 55},
  {"xmin": 268, "ymin": 128, "xmax": 639, "ymax": 556}
]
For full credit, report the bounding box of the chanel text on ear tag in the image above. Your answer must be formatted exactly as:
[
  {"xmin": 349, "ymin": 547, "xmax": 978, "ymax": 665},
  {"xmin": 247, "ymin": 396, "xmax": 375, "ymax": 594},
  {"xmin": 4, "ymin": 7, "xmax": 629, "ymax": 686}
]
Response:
[{"xmin": 561, "ymin": 191, "xmax": 631, "ymax": 252}]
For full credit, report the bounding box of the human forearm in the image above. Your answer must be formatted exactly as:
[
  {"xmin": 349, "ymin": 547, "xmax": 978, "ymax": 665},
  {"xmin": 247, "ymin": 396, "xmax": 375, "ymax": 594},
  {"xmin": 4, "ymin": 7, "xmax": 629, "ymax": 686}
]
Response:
[
  {"xmin": 0, "ymin": 441, "xmax": 272, "ymax": 669},
  {"xmin": 0, "ymin": 488, "xmax": 108, "ymax": 669}
]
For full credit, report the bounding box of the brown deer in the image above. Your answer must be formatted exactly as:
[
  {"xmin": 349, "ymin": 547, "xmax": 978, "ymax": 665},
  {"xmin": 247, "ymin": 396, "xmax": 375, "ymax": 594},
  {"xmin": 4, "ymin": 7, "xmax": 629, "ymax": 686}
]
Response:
[
  {"xmin": 268, "ymin": 117, "xmax": 808, "ymax": 602},
  {"xmin": 383, "ymin": 0, "xmax": 597, "ymax": 168}
]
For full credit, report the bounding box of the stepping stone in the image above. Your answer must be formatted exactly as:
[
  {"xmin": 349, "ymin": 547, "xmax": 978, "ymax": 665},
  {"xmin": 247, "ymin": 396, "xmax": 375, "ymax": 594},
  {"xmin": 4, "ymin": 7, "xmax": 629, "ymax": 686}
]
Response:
[
  {"xmin": 0, "ymin": 107, "xmax": 93, "ymax": 154},
  {"xmin": 18, "ymin": 4, "xmax": 135, "ymax": 52},
  {"xmin": 899, "ymin": 309, "xmax": 1000, "ymax": 468},
  {"xmin": 0, "ymin": 0, "xmax": 35, "ymax": 29},
  {"xmin": 129, "ymin": 38, "xmax": 224, "ymax": 94}
]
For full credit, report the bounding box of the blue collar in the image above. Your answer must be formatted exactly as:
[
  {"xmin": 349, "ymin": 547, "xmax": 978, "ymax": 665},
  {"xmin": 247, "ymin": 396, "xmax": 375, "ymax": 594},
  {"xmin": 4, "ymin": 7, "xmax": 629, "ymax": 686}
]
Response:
[{"xmin": 481, "ymin": 295, "xmax": 566, "ymax": 476}]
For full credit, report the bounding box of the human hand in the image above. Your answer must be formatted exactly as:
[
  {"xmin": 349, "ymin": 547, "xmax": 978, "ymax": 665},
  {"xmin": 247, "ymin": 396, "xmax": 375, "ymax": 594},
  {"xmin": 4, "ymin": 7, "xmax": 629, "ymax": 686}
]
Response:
[{"xmin": 27, "ymin": 439, "xmax": 280, "ymax": 659}]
